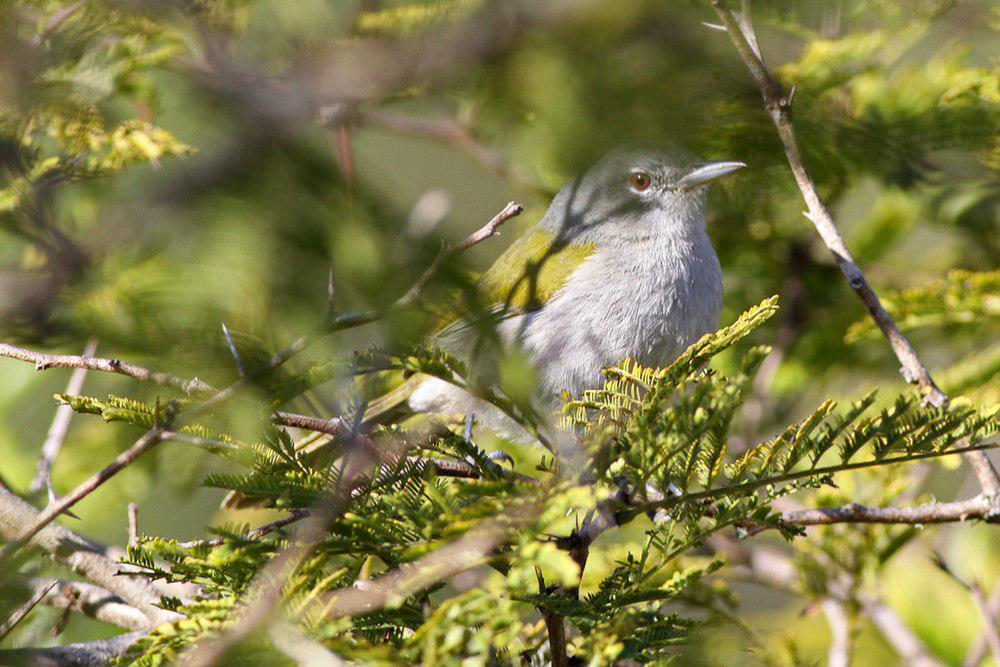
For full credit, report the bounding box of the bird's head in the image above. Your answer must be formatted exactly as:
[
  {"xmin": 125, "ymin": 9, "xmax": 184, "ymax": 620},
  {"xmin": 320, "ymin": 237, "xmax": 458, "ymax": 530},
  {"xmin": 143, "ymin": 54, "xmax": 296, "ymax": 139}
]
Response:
[{"xmin": 557, "ymin": 144, "xmax": 745, "ymax": 241}]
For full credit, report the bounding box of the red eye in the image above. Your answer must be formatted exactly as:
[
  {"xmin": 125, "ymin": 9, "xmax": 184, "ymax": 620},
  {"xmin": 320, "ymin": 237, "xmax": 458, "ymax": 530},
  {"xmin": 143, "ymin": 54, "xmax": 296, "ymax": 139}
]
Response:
[{"xmin": 629, "ymin": 172, "xmax": 651, "ymax": 191}]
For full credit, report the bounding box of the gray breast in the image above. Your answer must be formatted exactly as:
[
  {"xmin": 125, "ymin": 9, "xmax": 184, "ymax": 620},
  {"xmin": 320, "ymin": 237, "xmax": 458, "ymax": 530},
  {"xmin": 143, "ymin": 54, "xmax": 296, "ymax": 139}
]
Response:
[{"xmin": 509, "ymin": 227, "xmax": 723, "ymax": 399}]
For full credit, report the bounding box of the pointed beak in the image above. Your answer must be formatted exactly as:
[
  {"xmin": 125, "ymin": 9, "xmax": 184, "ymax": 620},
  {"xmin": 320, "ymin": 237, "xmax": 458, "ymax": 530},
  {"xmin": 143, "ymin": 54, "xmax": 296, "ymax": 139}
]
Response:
[{"xmin": 677, "ymin": 161, "xmax": 747, "ymax": 188}]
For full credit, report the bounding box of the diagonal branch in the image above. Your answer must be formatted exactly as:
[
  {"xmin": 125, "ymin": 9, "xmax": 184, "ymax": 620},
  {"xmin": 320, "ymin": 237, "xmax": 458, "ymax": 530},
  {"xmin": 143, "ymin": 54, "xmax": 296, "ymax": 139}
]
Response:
[
  {"xmin": 31, "ymin": 578, "xmax": 150, "ymax": 630},
  {"xmin": 0, "ymin": 485, "xmax": 176, "ymax": 626},
  {"xmin": 709, "ymin": 0, "xmax": 1000, "ymax": 498}
]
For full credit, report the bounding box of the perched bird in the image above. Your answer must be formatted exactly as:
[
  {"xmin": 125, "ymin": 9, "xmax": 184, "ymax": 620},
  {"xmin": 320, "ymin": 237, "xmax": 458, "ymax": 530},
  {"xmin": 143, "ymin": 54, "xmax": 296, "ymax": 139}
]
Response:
[
  {"xmin": 225, "ymin": 145, "xmax": 742, "ymax": 507},
  {"xmin": 367, "ymin": 145, "xmax": 744, "ymax": 436}
]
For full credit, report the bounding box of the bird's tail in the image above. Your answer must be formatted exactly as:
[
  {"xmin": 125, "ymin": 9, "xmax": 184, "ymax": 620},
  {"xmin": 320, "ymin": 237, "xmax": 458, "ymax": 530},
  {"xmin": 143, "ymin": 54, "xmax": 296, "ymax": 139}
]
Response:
[{"xmin": 221, "ymin": 374, "xmax": 426, "ymax": 510}]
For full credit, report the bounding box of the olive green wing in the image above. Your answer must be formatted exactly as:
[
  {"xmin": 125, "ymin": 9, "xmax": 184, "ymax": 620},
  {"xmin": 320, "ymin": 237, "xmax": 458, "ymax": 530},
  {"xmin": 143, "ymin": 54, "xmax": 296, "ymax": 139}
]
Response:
[{"xmin": 434, "ymin": 228, "xmax": 596, "ymax": 337}]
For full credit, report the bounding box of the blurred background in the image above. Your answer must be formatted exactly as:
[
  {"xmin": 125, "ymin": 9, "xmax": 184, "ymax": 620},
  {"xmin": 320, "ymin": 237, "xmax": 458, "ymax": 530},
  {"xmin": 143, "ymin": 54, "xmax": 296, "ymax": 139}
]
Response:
[{"xmin": 0, "ymin": 0, "xmax": 997, "ymax": 662}]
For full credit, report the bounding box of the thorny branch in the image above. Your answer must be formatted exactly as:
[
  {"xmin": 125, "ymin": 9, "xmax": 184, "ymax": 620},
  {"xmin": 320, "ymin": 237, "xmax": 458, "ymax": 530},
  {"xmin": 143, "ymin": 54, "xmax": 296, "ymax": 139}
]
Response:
[
  {"xmin": 0, "ymin": 485, "xmax": 176, "ymax": 627},
  {"xmin": 709, "ymin": 0, "xmax": 1000, "ymax": 501}
]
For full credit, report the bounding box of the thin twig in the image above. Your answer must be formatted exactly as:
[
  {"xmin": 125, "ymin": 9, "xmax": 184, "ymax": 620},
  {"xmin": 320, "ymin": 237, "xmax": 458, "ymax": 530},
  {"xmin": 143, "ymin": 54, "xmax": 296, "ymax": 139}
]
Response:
[
  {"xmin": 177, "ymin": 510, "xmax": 311, "ymax": 549},
  {"xmin": 858, "ymin": 592, "xmax": 945, "ymax": 667},
  {"xmin": 346, "ymin": 109, "xmax": 541, "ymax": 193},
  {"xmin": 0, "ymin": 429, "xmax": 167, "ymax": 560},
  {"xmin": 708, "ymin": 0, "xmax": 1000, "ymax": 499},
  {"xmin": 0, "ymin": 580, "xmax": 58, "ymax": 640},
  {"xmin": 0, "ymin": 485, "xmax": 174, "ymax": 626},
  {"xmin": 964, "ymin": 583, "xmax": 1000, "ymax": 667},
  {"xmin": 30, "ymin": 338, "xmax": 98, "ymax": 495},
  {"xmin": 821, "ymin": 598, "xmax": 852, "ymax": 667},
  {"xmin": 0, "ymin": 342, "xmax": 215, "ymax": 395},
  {"xmin": 764, "ymin": 495, "xmax": 1000, "ymax": 532},
  {"xmin": 969, "ymin": 582, "xmax": 1000, "ymax": 665},
  {"xmin": 0, "ymin": 630, "xmax": 147, "ymax": 666}
]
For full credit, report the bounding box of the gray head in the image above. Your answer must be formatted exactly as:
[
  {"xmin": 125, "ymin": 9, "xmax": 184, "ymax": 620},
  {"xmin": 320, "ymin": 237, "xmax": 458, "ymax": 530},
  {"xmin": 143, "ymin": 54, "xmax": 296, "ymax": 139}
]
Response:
[{"xmin": 553, "ymin": 144, "xmax": 745, "ymax": 242}]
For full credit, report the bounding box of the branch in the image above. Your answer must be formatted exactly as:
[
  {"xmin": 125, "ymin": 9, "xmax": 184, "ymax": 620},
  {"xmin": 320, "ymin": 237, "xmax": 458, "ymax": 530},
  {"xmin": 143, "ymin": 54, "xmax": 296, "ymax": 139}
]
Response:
[
  {"xmin": 964, "ymin": 583, "xmax": 1000, "ymax": 667},
  {"xmin": 709, "ymin": 0, "xmax": 1000, "ymax": 497},
  {"xmin": 0, "ymin": 580, "xmax": 57, "ymax": 640},
  {"xmin": 821, "ymin": 598, "xmax": 852, "ymax": 667},
  {"xmin": 0, "ymin": 631, "xmax": 146, "ymax": 666},
  {"xmin": 0, "ymin": 429, "xmax": 167, "ymax": 560},
  {"xmin": 763, "ymin": 495, "xmax": 1000, "ymax": 533},
  {"xmin": 30, "ymin": 338, "xmax": 99, "ymax": 495},
  {"xmin": 31, "ymin": 578, "xmax": 150, "ymax": 630},
  {"xmin": 630, "ymin": 442, "xmax": 1000, "ymax": 522},
  {"xmin": 0, "ymin": 485, "xmax": 175, "ymax": 626},
  {"xmin": 858, "ymin": 592, "xmax": 945, "ymax": 667},
  {"xmin": 0, "ymin": 342, "xmax": 214, "ymax": 395}
]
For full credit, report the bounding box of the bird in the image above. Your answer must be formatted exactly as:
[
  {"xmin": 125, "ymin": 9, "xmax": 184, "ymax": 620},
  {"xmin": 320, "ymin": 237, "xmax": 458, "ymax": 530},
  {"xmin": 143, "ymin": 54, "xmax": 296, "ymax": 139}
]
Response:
[
  {"xmin": 224, "ymin": 145, "xmax": 742, "ymax": 508},
  {"xmin": 366, "ymin": 144, "xmax": 744, "ymax": 438}
]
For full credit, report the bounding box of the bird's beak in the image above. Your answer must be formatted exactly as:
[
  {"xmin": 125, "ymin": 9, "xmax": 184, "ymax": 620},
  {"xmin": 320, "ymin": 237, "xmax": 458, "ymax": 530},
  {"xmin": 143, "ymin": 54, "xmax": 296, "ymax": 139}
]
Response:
[{"xmin": 677, "ymin": 161, "xmax": 747, "ymax": 188}]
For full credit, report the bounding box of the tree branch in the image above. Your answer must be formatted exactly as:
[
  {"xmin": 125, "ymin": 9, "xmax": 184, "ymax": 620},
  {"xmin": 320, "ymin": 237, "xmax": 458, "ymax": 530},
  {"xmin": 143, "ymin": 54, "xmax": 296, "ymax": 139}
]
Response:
[
  {"xmin": 0, "ymin": 485, "xmax": 175, "ymax": 626},
  {"xmin": 858, "ymin": 592, "xmax": 945, "ymax": 667},
  {"xmin": 0, "ymin": 631, "xmax": 146, "ymax": 666},
  {"xmin": 0, "ymin": 429, "xmax": 167, "ymax": 560},
  {"xmin": 709, "ymin": 0, "xmax": 1000, "ymax": 497},
  {"xmin": 30, "ymin": 338, "xmax": 99, "ymax": 495},
  {"xmin": 821, "ymin": 598, "xmax": 852, "ymax": 667},
  {"xmin": 0, "ymin": 580, "xmax": 57, "ymax": 640},
  {"xmin": 31, "ymin": 578, "xmax": 150, "ymax": 631}
]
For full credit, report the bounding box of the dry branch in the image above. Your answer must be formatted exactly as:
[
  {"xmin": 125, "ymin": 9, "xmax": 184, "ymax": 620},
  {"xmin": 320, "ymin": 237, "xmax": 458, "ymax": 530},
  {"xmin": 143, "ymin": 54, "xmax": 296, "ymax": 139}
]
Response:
[
  {"xmin": 32, "ymin": 578, "xmax": 150, "ymax": 631},
  {"xmin": 709, "ymin": 0, "xmax": 1000, "ymax": 499},
  {"xmin": 0, "ymin": 485, "xmax": 175, "ymax": 626}
]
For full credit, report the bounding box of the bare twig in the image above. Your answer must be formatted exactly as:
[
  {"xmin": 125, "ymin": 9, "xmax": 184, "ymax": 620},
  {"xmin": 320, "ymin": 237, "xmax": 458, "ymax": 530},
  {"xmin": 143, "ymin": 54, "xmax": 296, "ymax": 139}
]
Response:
[
  {"xmin": 542, "ymin": 610, "xmax": 569, "ymax": 667},
  {"xmin": 765, "ymin": 495, "xmax": 1000, "ymax": 532},
  {"xmin": 0, "ymin": 580, "xmax": 57, "ymax": 640},
  {"xmin": 858, "ymin": 592, "xmax": 945, "ymax": 667},
  {"xmin": 0, "ymin": 342, "xmax": 215, "ymax": 395},
  {"xmin": 964, "ymin": 583, "xmax": 1000, "ymax": 667},
  {"xmin": 708, "ymin": 0, "xmax": 1000, "ymax": 497},
  {"xmin": 0, "ymin": 485, "xmax": 174, "ymax": 626},
  {"xmin": 177, "ymin": 510, "xmax": 311, "ymax": 549},
  {"xmin": 0, "ymin": 429, "xmax": 167, "ymax": 560},
  {"xmin": 30, "ymin": 338, "xmax": 98, "ymax": 495},
  {"xmin": 396, "ymin": 200, "xmax": 524, "ymax": 308},
  {"xmin": 969, "ymin": 582, "xmax": 1000, "ymax": 665},
  {"xmin": 821, "ymin": 598, "xmax": 852, "ymax": 667}
]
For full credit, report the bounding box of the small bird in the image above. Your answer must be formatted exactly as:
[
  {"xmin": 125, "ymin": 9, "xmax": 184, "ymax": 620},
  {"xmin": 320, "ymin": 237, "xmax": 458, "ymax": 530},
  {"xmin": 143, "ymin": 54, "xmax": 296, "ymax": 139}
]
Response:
[
  {"xmin": 367, "ymin": 145, "xmax": 744, "ymax": 436},
  {"xmin": 225, "ymin": 145, "xmax": 742, "ymax": 508}
]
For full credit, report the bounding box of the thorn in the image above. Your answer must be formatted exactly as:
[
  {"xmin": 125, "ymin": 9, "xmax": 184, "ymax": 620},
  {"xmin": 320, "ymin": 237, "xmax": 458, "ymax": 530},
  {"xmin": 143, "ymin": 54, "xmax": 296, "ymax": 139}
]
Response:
[
  {"xmin": 153, "ymin": 396, "xmax": 161, "ymax": 429},
  {"xmin": 786, "ymin": 84, "xmax": 797, "ymax": 107},
  {"xmin": 701, "ymin": 21, "xmax": 727, "ymax": 31},
  {"xmin": 221, "ymin": 322, "xmax": 248, "ymax": 379},
  {"xmin": 463, "ymin": 413, "xmax": 475, "ymax": 443},
  {"xmin": 46, "ymin": 483, "xmax": 80, "ymax": 520}
]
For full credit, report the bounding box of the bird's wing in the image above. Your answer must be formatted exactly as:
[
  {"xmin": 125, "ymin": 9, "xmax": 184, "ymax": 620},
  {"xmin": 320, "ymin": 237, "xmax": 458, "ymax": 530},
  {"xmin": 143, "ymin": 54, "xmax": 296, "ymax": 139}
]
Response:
[{"xmin": 433, "ymin": 227, "xmax": 596, "ymax": 340}]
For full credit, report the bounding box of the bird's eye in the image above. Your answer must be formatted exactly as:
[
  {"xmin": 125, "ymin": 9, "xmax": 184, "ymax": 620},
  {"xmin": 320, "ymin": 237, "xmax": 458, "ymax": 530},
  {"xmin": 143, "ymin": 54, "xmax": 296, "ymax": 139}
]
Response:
[{"xmin": 629, "ymin": 171, "xmax": 652, "ymax": 191}]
